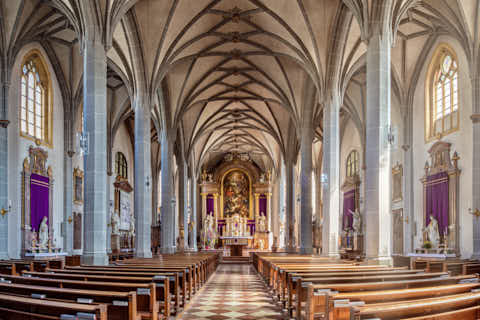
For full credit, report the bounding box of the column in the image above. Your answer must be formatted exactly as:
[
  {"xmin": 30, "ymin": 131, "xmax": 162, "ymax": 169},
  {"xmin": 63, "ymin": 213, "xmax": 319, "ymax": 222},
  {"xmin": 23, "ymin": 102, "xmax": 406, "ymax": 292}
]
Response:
[
  {"xmin": 190, "ymin": 175, "xmax": 198, "ymax": 251},
  {"xmin": 267, "ymin": 192, "xmax": 272, "ymax": 248},
  {"xmin": 106, "ymin": 172, "xmax": 113, "ymax": 254},
  {"xmin": 471, "ymin": 76, "xmax": 480, "ymax": 258},
  {"xmin": 279, "ymin": 162, "xmax": 286, "ymax": 248},
  {"xmin": 201, "ymin": 193, "xmax": 207, "ymax": 222},
  {"xmin": 161, "ymin": 133, "xmax": 175, "ymax": 253},
  {"xmin": 82, "ymin": 38, "xmax": 108, "ymax": 265},
  {"xmin": 365, "ymin": 29, "xmax": 392, "ymax": 262},
  {"xmin": 134, "ymin": 95, "xmax": 152, "ymax": 258},
  {"xmin": 213, "ymin": 193, "xmax": 218, "ymax": 220},
  {"xmin": 285, "ymin": 160, "xmax": 296, "ymax": 251},
  {"xmin": 0, "ymin": 81, "xmax": 9, "ymax": 259},
  {"xmin": 63, "ymin": 151, "xmax": 74, "ymax": 254},
  {"xmin": 322, "ymin": 92, "xmax": 341, "ymax": 257},
  {"xmin": 300, "ymin": 101, "xmax": 314, "ymax": 254},
  {"xmin": 177, "ymin": 159, "xmax": 186, "ymax": 252}
]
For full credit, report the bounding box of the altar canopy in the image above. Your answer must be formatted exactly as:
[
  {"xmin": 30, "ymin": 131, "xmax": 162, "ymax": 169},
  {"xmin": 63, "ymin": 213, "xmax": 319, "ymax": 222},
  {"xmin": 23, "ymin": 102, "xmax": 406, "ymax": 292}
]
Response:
[
  {"xmin": 30, "ymin": 173, "xmax": 49, "ymax": 232},
  {"xmin": 343, "ymin": 189, "xmax": 355, "ymax": 229},
  {"xmin": 425, "ymin": 171, "xmax": 449, "ymax": 236}
]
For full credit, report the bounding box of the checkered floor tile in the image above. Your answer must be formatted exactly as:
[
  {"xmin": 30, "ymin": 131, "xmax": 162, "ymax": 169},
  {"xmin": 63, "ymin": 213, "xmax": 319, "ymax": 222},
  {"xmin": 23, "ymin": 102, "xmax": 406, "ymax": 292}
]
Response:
[{"xmin": 179, "ymin": 264, "xmax": 286, "ymax": 319}]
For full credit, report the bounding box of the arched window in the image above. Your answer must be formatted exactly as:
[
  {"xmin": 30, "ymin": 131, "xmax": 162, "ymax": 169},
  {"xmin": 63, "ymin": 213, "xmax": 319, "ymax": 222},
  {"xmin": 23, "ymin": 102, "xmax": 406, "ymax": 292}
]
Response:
[
  {"xmin": 20, "ymin": 50, "xmax": 52, "ymax": 146},
  {"xmin": 426, "ymin": 44, "xmax": 459, "ymax": 141},
  {"xmin": 346, "ymin": 150, "xmax": 359, "ymax": 178},
  {"xmin": 115, "ymin": 152, "xmax": 128, "ymax": 179}
]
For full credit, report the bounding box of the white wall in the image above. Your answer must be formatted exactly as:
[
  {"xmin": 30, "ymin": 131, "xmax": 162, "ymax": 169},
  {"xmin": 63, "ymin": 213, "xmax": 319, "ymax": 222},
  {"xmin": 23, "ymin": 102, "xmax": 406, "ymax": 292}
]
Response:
[
  {"xmin": 411, "ymin": 36, "xmax": 473, "ymax": 257},
  {"xmin": 7, "ymin": 43, "xmax": 65, "ymax": 258}
]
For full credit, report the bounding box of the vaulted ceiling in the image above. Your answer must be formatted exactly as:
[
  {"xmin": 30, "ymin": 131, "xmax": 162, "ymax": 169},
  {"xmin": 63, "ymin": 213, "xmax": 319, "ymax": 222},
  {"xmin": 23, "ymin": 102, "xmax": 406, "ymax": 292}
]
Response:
[{"xmin": 1, "ymin": 0, "xmax": 480, "ymax": 177}]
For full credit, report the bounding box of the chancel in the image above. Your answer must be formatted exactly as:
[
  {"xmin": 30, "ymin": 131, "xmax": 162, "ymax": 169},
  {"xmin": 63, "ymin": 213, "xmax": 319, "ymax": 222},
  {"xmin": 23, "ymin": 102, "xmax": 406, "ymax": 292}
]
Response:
[{"xmin": 2, "ymin": 1, "xmax": 480, "ymax": 319}]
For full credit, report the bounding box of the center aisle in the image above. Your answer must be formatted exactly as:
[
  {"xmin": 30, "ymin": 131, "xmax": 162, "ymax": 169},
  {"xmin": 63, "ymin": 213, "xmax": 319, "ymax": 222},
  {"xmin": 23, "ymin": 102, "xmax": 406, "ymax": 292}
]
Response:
[{"xmin": 179, "ymin": 264, "xmax": 285, "ymax": 320}]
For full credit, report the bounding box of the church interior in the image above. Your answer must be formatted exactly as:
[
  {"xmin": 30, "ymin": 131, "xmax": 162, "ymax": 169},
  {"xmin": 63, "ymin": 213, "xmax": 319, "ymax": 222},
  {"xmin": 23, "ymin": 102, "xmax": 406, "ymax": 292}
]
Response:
[{"xmin": 2, "ymin": 0, "xmax": 480, "ymax": 319}]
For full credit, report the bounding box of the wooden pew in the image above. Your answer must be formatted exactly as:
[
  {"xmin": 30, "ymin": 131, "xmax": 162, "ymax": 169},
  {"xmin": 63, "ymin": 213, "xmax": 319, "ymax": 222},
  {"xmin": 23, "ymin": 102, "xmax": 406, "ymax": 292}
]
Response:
[
  {"xmin": 0, "ymin": 292, "xmax": 107, "ymax": 320},
  {"xmin": 0, "ymin": 281, "xmax": 138, "ymax": 320},
  {"xmin": 26, "ymin": 269, "xmax": 177, "ymax": 315},
  {"xmin": 346, "ymin": 291, "xmax": 480, "ymax": 320},
  {"xmin": 304, "ymin": 274, "xmax": 479, "ymax": 320},
  {"xmin": 1, "ymin": 274, "xmax": 162, "ymax": 320}
]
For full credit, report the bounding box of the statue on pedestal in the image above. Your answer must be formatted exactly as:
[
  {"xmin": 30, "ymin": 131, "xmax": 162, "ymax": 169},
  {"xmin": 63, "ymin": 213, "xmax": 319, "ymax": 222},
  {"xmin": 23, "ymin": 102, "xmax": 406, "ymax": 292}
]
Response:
[
  {"xmin": 349, "ymin": 209, "xmax": 362, "ymax": 234},
  {"xmin": 38, "ymin": 216, "xmax": 49, "ymax": 250},
  {"xmin": 426, "ymin": 214, "xmax": 440, "ymax": 248},
  {"xmin": 257, "ymin": 214, "xmax": 266, "ymax": 232},
  {"xmin": 204, "ymin": 215, "xmax": 216, "ymax": 249},
  {"xmin": 111, "ymin": 210, "xmax": 120, "ymax": 253}
]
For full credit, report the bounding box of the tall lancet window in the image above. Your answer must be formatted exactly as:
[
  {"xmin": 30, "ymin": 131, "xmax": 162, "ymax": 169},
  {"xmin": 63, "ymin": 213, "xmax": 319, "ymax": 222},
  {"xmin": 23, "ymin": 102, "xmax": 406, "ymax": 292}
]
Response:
[
  {"xmin": 346, "ymin": 150, "xmax": 359, "ymax": 177},
  {"xmin": 426, "ymin": 44, "xmax": 459, "ymax": 141},
  {"xmin": 20, "ymin": 50, "xmax": 52, "ymax": 146}
]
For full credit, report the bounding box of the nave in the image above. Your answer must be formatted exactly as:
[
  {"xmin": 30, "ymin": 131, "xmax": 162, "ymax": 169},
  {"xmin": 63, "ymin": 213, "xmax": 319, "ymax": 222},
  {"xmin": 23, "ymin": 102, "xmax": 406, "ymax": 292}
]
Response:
[{"xmin": 180, "ymin": 264, "xmax": 284, "ymax": 320}]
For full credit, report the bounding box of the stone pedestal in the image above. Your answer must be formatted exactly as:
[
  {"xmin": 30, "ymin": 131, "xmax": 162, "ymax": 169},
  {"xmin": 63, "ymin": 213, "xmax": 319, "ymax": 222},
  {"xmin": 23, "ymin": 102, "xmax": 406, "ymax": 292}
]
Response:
[{"xmin": 111, "ymin": 234, "xmax": 120, "ymax": 253}]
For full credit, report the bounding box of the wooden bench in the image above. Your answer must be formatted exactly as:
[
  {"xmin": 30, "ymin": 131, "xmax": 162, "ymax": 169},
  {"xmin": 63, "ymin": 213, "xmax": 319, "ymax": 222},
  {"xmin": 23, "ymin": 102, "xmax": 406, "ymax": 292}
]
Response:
[
  {"xmin": 0, "ymin": 281, "xmax": 138, "ymax": 320},
  {"xmin": 2, "ymin": 274, "xmax": 162, "ymax": 319},
  {"xmin": 304, "ymin": 274, "xmax": 479, "ymax": 320},
  {"xmin": 0, "ymin": 292, "xmax": 107, "ymax": 320}
]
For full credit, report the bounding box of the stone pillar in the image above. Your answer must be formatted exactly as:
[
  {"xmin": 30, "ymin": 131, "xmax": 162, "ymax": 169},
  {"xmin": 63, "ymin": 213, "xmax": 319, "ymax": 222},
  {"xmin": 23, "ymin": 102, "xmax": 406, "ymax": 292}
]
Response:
[
  {"xmin": 201, "ymin": 193, "xmax": 207, "ymax": 221},
  {"xmin": 134, "ymin": 96, "xmax": 152, "ymax": 258},
  {"xmin": 471, "ymin": 76, "xmax": 480, "ymax": 258},
  {"xmin": 285, "ymin": 160, "xmax": 296, "ymax": 251},
  {"xmin": 63, "ymin": 151, "xmax": 74, "ymax": 254},
  {"xmin": 190, "ymin": 175, "xmax": 198, "ymax": 251},
  {"xmin": 177, "ymin": 159, "xmax": 186, "ymax": 252},
  {"xmin": 365, "ymin": 29, "xmax": 392, "ymax": 262},
  {"xmin": 322, "ymin": 92, "xmax": 341, "ymax": 257},
  {"xmin": 279, "ymin": 162, "xmax": 286, "ymax": 248},
  {"xmin": 82, "ymin": 38, "xmax": 108, "ymax": 265},
  {"xmin": 160, "ymin": 133, "xmax": 175, "ymax": 254},
  {"xmin": 267, "ymin": 192, "xmax": 272, "ymax": 247},
  {"xmin": 300, "ymin": 103, "xmax": 314, "ymax": 254},
  {"xmin": 0, "ymin": 81, "xmax": 9, "ymax": 259},
  {"xmin": 106, "ymin": 172, "xmax": 113, "ymax": 254},
  {"xmin": 213, "ymin": 193, "xmax": 218, "ymax": 220}
]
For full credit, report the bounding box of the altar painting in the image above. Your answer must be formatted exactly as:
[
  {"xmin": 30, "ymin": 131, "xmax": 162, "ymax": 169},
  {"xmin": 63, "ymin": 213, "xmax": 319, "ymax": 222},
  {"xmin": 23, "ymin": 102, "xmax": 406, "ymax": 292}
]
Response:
[{"xmin": 223, "ymin": 170, "xmax": 250, "ymax": 218}]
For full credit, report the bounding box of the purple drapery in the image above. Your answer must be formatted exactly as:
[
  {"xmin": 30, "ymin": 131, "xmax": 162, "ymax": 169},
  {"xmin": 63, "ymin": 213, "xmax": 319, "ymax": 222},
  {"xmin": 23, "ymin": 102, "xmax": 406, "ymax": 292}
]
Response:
[
  {"xmin": 206, "ymin": 195, "xmax": 214, "ymax": 215},
  {"xmin": 217, "ymin": 219, "xmax": 225, "ymax": 236},
  {"xmin": 30, "ymin": 173, "xmax": 49, "ymax": 232},
  {"xmin": 426, "ymin": 171, "xmax": 449, "ymax": 236},
  {"xmin": 247, "ymin": 220, "xmax": 255, "ymax": 235},
  {"xmin": 343, "ymin": 189, "xmax": 355, "ymax": 229},
  {"xmin": 259, "ymin": 196, "xmax": 267, "ymax": 216}
]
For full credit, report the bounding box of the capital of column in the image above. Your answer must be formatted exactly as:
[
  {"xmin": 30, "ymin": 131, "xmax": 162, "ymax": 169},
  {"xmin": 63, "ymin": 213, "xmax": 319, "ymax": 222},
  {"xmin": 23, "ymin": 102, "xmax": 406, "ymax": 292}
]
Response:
[{"xmin": 471, "ymin": 114, "xmax": 480, "ymax": 123}]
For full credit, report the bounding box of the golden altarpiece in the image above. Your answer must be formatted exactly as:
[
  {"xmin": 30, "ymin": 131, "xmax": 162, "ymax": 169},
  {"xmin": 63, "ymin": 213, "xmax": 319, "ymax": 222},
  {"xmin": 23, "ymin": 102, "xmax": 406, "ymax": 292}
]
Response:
[{"xmin": 199, "ymin": 154, "xmax": 272, "ymax": 256}]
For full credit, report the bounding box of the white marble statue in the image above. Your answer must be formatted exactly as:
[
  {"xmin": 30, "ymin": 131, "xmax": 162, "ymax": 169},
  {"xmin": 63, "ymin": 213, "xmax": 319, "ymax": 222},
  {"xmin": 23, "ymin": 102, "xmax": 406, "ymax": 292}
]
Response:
[
  {"xmin": 426, "ymin": 214, "xmax": 440, "ymax": 248},
  {"xmin": 349, "ymin": 209, "xmax": 362, "ymax": 234},
  {"xmin": 38, "ymin": 216, "xmax": 49, "ymax": 249},
  {"xmin": 257, "ymin": 214, "xmax": 266, "ymax": 232},
  {"xmin": 129, "ymin": 214, "xmax": 135, "ymax": 237},
  {"xmin": 111, "ymin": 211, "xmax": 120, "ymax": 236}
]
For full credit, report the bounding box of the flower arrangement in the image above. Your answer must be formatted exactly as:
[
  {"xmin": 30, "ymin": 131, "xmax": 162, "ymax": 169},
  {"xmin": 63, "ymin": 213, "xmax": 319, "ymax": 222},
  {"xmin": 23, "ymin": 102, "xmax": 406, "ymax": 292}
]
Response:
[{"xmin": 422, "ymin": 241, "xmax": 432, "ymax": 249}]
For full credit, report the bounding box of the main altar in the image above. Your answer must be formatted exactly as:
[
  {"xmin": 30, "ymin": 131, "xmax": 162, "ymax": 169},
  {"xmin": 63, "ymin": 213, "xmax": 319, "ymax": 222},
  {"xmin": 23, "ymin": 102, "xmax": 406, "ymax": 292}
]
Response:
[{"xmin": 199, "ymin": 153, "xmax": 272, "ymax": 255}]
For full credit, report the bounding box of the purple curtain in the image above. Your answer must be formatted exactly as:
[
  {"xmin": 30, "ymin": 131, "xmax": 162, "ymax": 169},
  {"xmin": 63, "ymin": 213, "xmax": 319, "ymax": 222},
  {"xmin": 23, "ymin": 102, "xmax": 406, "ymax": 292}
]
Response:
[
  {"xmin": 259, "ymin": 196, "xmax": 267, "ymax": 216},
  {"xmin": 247, "ymin": 220, "xmax": 255, "ymax": 235},
  {"xmin": 426, "ymin": 171, "xmax": 449, "ymax": 236},
  {"xmin": 343, "ymin": 189, "xmax": 355, "ymax": 229},
  {"xmin": 206, "ymin": 195, "xmax": 214, "ymax": 215},
  {"xmin": 30, "ymin": 173, "xmax": 49, "ymax": 232},
  {"xmin": 217, "ymin": 219, "xmax": 225, "ymax": 236}
]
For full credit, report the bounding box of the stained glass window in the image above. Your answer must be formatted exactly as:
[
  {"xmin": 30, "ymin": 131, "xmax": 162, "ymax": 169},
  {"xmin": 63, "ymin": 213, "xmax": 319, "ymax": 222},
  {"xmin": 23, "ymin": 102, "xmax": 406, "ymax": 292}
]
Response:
[
  {"xmin": 115, "ymin": 152, "xmax": 128, "ymax": 179},
  {"xmin": 20, "ymin": 60, "xmax": 46, "ymax": 141},
  {"xmin": 427, "ymin": 47, "xmax": 459, "ymax": 140},
  {"xmin": 346, "ymin": 150, "xmax": 359, "ymax": 178}
]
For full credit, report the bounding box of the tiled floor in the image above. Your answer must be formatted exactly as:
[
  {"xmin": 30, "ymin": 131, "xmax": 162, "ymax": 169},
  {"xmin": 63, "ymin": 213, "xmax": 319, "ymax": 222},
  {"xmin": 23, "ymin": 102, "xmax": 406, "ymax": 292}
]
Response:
[{"xmin": 179, "ymin": 264, "xmax": 286, "ymax": 320}]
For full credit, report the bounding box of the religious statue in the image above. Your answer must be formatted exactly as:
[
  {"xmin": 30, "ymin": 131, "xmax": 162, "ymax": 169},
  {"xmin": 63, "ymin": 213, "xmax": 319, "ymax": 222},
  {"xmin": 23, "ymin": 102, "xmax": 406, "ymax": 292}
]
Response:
[
  {"xmin": 201, "ymin": 169, "xmax": 208, "ymax": 182},
  {"xmin": 349, "ymin": 209, "xmax": 362, "ymax": 234},
  {"xmin": 38, "ymin": 216, "xmax": 49, "ymax": 249},
  {"xmin": 31, "ymin": 231, "xmax": 37, "ymax": 252},
  {"xmin": 426, "ymin": 214, "xmax": 440, "ymax": 248},
  {"xmin": 204, "ymin": 215, "xmax": 216, "ymax": 249},
  {"xmin": 257, "ymin": 214, "xmax": 266, "ymax": 232},
  {"xmin": 259, "ymin": 173, "xmax": 265, "ymax": 183},
  {"xmin": 111, "ymin": 211, "xmax": 120, "ymax": 236},
  {"xmin": 129, "ymin": 214, "xmax": 135, "ymax": 248},
  {"xmin": 265, "ymin": 169, "xmax": 272, "ymax": 183}
]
